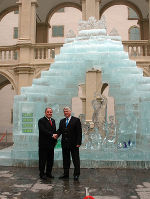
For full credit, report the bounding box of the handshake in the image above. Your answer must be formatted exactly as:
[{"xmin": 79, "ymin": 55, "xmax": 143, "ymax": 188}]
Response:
[{"xmin": 52, "ymin": 134, "xmax": 58, "ymax": 139}]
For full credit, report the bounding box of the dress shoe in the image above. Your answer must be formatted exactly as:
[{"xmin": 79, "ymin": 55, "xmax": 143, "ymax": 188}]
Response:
[
  {"xmin": 40, "ymin": 175, "xmax": 47, "ymax": 180},
  {"xmin": 74, "ymin": 176, "xmax": 79, "ymax": 181},
  {"xmin": 59, "ymin": 174, "xmax": 69, "ymax": 179},
  {"xmin": 46, "ymin": 174, "xmax": 54, "ymax": 178}
]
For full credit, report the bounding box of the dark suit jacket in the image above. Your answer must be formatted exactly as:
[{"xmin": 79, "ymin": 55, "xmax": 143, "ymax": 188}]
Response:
[
  {"xmin": 38, "ymin": 116, "xmax": 57, "ymax": 148},
  {"xmin": 57, "ymin": 116, "xmax": 82, "ymax": 147}
]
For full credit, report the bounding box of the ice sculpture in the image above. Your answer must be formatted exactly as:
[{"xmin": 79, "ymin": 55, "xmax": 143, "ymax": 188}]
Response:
[
  {"xmin": 1, "ymin": 16, "xmax": 150, "ymax": 167},
  {"xmin": 65, "ymin": 29, "xmax": 76, "ymax": 43},
  {"xmin": 92, "ymin": 94, "xmax": 107, "ymax": 140}
]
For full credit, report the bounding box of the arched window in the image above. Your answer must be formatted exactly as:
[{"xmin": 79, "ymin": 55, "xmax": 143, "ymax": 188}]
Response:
[
  {"xmin": 128, "ymin": 8, "xmax": 138, "ymax": 19},
  {"xmin": 129, "ymin": 26, "xmax": 140, "ymax": 40},
  {"xmin": 48, "ymin": 6, "xmax": 82, "ymax": 43}
]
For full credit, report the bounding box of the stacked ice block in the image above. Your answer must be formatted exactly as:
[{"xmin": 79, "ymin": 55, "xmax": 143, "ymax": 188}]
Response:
[{"xmin": 8, "ymin": 17, "xmax": 150, "ymax": 166}]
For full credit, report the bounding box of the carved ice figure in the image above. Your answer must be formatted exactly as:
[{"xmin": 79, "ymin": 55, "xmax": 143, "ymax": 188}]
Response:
[
  {"xmin": 86, "ymin": 17, "xmax": 98, "ymax": 29},
  {"xmin": 65, "ymin": 29, "xmax": 76, "ymax": 43},
  {"xmin": 92, "ymin": 95, "xmax": 107, "ymax": 140},
  {"xmin": 107, "ymin": 116, "xmax": 116, "ymax": 143},
  {"xmin": 109, "ymin": 28, "xmax": 119, "ymax": 36},
  {"xmin": 109, "ymin": 28, "xmax": 121, "ymax": 41},
  {"xmin": 78, "ymin": 16, "xmax": 107, "ymax": 31},
  {"xmin": 97, "ymin": 15, "xmax": 107, "ymax": 29},
  {"xmin": 80, "ymin": 114, "xmax": 92, "ymax": 149},
  {"xmin": 66, "ymin": 29, "xmax": 76, "ymax": 38}
]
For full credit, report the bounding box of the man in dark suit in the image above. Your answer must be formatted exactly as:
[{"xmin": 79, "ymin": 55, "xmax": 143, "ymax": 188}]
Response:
[
  {"xmin": 38, "ymin": 107, "xmax": 57, "ymax": 180},
  {"xmin": 55, "ymin": 107, "xmax": 82, "ymax": 181}
]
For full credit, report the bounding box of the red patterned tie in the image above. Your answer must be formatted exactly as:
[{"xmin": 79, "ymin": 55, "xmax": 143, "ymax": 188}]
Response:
[{"xmin": 49, "ymin": 119, "xmax": 52, "ymax": 126}]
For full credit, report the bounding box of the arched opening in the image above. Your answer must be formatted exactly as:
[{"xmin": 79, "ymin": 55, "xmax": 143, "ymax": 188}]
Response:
[
  {"xmin": 0, "ymin": 6, "xmax": 18, "ymax": 22},
  {"xmin": 46, "ymin": 2, "xmax": 81, "ymax": 24},
  {"xmin": 0, "ymin": 9, "xmax": 19, "ymax": 45},
  {"xmin": 46, "ymin": 4, "xmax": 82, "ymax": 43},
  {"xmin": 0, "ymin": 74, "xmax": 16, "ymax": 149},
  {"xmin": 100, "ymin": 0, "xmax": 143, "ymax": 20},
  {"xmin": 101, "ymin": 5, "xmax": 140, "ymax": 40},
  {"xmin": 129, "ymin": 26, "xmax": 140, "ymax": 40}
]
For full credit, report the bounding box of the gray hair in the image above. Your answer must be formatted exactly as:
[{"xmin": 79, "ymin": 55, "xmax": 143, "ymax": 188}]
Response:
[
  {"xmin": 45, "ymin": 107, "xmax": 53, "ymax": 112},
  {"xmin": 63, "ymin": 106, "xmax": 71, "ymax": 111}
]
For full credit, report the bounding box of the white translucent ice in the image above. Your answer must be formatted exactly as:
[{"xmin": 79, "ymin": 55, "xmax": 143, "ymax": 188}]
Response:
[{"xmin": 11, "ymin": 17, "xmax": 150, "ymax": 163}]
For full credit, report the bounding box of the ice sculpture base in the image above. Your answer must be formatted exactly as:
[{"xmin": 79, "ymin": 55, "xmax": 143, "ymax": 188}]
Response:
[
  {"xmin": 0, "ymin": 147, "xmax": 13, "ymax": 166},
  {"xmin": 11, "ymin": 17, "xmax": 150, "ymax": 168},
  {"xmin": 1, "ymin": 147, "xmax": 150, "ymax": 168}
]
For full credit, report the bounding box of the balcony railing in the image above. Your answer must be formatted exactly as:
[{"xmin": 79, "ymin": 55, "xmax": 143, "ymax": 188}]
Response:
[
  {"xmin": 0, "ymin": 43, "xmax": 63, "ymax": 64},
  {"xmin": 0, "ymin": 45, "xmax": 19, "ymax": 63},
  {"xmin": 0, "ymin": 41, "xmax": 150, "ymax": 65},
  {"xmin": 122, "ymin": 40, "xmax": 150, "ymax": 58},
  {"xmin": 33, "ymin": 43, "xmax": 63, "ymax": 61}
]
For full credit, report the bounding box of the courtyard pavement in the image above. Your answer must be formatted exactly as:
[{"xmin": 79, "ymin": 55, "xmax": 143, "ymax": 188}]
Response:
[{"xmin": 0, "ymin": 167, "xmax": 150, "ymax": 199}]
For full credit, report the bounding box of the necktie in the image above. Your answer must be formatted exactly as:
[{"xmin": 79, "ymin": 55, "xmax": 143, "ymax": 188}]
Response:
[
  {"xmin": 49, "ymin": 119, "xmax": 52, "ymax": 126},
  {"xmin": 66, "ymin": 118, "xmax": 69, "ymax": 127}
]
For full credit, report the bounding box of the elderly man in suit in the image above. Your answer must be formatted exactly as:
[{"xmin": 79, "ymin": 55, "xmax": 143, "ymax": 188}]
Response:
[
  {"xmin": 54, "ymin": 107, "xmax": 82, "ymax": 181},
  {"xmin": 38, "ymin": 107, "xmax": 57, "ymax": 180}
]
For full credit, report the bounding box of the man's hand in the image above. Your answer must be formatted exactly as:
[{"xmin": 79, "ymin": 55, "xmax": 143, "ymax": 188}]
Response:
[
  {"xmin": 76, "ymin": 145, "xmax": 80, "ymax": 147},
  {"xmin": 52, "ymin": 134, "xmax": 58, "ymax": 139}
]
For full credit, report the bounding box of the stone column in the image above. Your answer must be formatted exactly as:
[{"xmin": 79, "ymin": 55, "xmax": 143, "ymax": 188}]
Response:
[
  {"xmin": 36, "ymin": 23, "xmax": 49, "ymax": 43},
  {"xmin": 139, "ymin": 19, "xmax": 149, "ymax": 40},
  {"xmin": 80, "ymin": 70, "xmax": 102, "ymax": 122},
  {"xmin": 95, "ymin": 0, "xmax": 101, "ymax": 20},
  {"xmin": 55, "ymin": 46, "xmax": 61, "ymax": 56},
  {"xmin": 15, "ymin": 0, "xmax": 37, "ymax": 94},
  {"xmin": 85, "ymin": 69, "xmax": 102, "ymax": 122},
  {"xmin": 80, "ymin": 84, "xmax": 86, "ymax": 115},
  {"xmin": 81, "ymin": 0, "xmax": 86, "ymax": 20},
  {"xmin": 17, "ymin": 0, "xmax": 37, "ymax": 43},
  {"xmin": 149, "ymin": 0, "xmax": 150, "ymax": 40},
  {"xmin": 14, "ymin": 67, "xmax": 34, "ymax": 94},
  {"xmin": 81, "ymin": 0, "xmax": 100, "ymax": 20},
  {"xmin": 86, "ymin": 0, "xmax": 95, "ymax": 20}
]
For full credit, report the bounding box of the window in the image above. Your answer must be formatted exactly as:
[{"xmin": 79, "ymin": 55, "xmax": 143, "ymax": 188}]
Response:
[
  {"xmin": 129, "ymin": 26, "xmax": 140, "ymax": 40},
  {"xmin": 56, "ymin": 8, "xmax": 64, "ymax": 13},
  {"xmin": 13, "ymin": 27, "xmax": 18, "ymax": 39},
  {"xmin": 14, "ymin": 10, "xmax": 19, "ymax": 14},
  {"xmin": 52, "ymin": 26, "xmax": 64, "ymax": 37},
  {"xmin": 128, "ymin": 8, "xmax": 138, "ymax": 19}
]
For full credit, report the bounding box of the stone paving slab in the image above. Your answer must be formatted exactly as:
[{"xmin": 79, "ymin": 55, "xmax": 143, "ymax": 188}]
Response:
[{"xmin": 0, "ymin": 167, "xmax": 150, "ymax": 199}]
